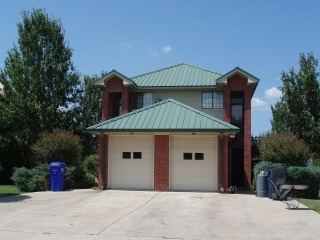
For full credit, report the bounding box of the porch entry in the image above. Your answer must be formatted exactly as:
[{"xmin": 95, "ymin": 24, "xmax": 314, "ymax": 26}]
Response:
[{"xmin": 230, "ymin": 147, "xmax": 244, "ymax": 188}]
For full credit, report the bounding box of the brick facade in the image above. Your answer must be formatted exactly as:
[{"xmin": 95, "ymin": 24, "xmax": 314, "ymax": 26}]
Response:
[
  {"xmin": 154, "ymin": 135, "xmax": 170, "ymax": 190},
  {"xmin": 101, "ymin": 77, "xmax": 129, "ymax": 121},
  {"xmin": 98, "ymin": 135, "xmax": 108, "ymax": 189},
  {"xmin": 223, "ymin": 74, "xmax": 252, "ymax": 189},
  {"xmin": 97, "ymin": 71, "xmax": 255, "ymax": 191}
]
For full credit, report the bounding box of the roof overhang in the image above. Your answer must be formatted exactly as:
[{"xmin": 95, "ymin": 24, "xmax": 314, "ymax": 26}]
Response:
[
  {"xmin": 216, "ymin": 67, "xmax": 259, "ymax": 85},
  {"xmin": 86, "ymin": 99, "xmax": 239, "ymax": 135},
  {"xmin": 94, "ymin": 70, "xmax": 137, "ymax": 87}
]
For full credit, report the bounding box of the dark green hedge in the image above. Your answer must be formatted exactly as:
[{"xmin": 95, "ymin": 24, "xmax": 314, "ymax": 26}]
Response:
[
  {"xmin": 12, "ymin": 163, "xmax": 97, "ymax": 192},
  {"xmin": 287, "ymin": 166, "xmax": 320, "ymax": 199},
  {"xmin": 11, "ymin": 164, "xmax": 50, "ymax": 192},
  {"xmin": 252, "ymin": 161, "xmax": 320, "ymax": 199}
]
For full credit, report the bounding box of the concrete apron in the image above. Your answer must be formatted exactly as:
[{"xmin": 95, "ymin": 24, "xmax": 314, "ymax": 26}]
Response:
[{"xmin": 0, "ymin": 189, "xmax": 320, "ymax": 240}]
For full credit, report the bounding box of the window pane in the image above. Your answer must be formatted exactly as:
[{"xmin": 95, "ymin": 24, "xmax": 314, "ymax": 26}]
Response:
[
  {"xmin": 122, "ymin": 152, "xmax": 131, "ymax": 159},
  {"xmin": 195, "ymin": 153, "xmax": 204, "ymax": 160},
  {"xmin": 202, "ymin": 92, "xmax": 213, "ymax": 108},
  {"xmin": 133, "ymin": 93, "xmax": 143, "ymax": 109},
  {"xmin": 143, "ymin": 93, "xmax": 153, "ymax": 107},
  {"xmin": 213, "ymin": 92, "xmax": 223, "ymax": 108},
  {"xmin": 183, "ymin": 153, "xmax": 192, "ymax": 160},
  {"xmin": 133, "ymin": 93, "xmax": 153, "ymax": 109},
  {"xmin": 133, "ymin": 152, "xmax": 142, "ymax": 159},
  {"xmin": 231, "ymin": 92, "xmax": 243, "ymax": 104}
]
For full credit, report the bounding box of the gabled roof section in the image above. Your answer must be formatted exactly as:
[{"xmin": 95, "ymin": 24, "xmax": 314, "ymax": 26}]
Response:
[
  {"xmin": 95, "ymin": 70, "xmax": 137, "ymax": 87},
  {"xmin": 86, "ymin": 99, "xmax": 239, "ymax": 133},
  {"xmin": 131, "ymin": 63, "xmax": 223, "ymax": 87},
  {"xmin": 216, "ymin": 67, "xmax": 259, "ymax": 84}
]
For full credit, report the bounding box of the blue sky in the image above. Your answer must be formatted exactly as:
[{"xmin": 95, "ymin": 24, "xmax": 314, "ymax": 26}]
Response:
[{"xmin": 1, "ymin": 0, "xmax": 319, "ymax": 135}]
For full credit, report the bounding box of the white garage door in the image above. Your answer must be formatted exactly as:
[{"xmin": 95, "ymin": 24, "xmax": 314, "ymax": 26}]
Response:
[
  {"xmin": 109, "ymin": 135, "xmax": 153, "ymax": 190},
  {"xmin": 170, "ymin": 136, "xmax": 218, "ymax": 191}
]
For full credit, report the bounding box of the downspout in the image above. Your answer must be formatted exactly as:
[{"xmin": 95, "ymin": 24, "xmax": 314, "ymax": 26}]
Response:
[
  {"xmin": 220, "ymin": 133, "xmax": 224, "ymax": 193},
  {"xmin": 101, "ymin": 133, "xmax": 106, "ymax": 190}
]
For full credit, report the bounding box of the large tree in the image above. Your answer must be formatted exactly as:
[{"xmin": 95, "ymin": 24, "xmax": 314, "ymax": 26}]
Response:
[
  {"xmin": 0, "ymin": 9, "xmax": 81, "ymax": 181},
  {"xmin": 271, "ymin": 52, "xmax": 320, "ymax": 162},
  {"xmin": 75, "ymin": 74, "xmax": 103, "ymax": 157}
]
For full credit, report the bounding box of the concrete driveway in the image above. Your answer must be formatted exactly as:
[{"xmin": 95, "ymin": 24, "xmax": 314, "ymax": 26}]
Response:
[{"xmin": 0, "ymin": 189, "xmax": 320, "ymax": 240}]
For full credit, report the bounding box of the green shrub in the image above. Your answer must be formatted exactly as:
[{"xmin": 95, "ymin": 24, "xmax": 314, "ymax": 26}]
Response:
[
  {"xmin": 11, "ymin": 164, "xmax": 49, "ymax": 192},
  {"xmin": 259, "ymin": 132, "xmax": 311, "ymax": 167},
  {"xmin": 63, "ymin": 165, "xmax": 96, "ymax": 190},
  {"xmin": 82, "ymin": 154, "xmax": 98, "ymax": 176},
  {"xmin": 251, "ymin": 161, "xmax": 283, "ymax": 191},
  {"xmin": 287, "ymin": 166, "xmax": 320, "ymax": 199},
  {"xmin": 31, "ymin": 130, "xmax": 83, "ymax": 166}
]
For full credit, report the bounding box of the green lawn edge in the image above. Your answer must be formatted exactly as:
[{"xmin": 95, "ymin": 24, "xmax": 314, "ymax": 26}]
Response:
[{"xmin": 0, "ymin": 185, "xmax": 25, "ymax": 198}]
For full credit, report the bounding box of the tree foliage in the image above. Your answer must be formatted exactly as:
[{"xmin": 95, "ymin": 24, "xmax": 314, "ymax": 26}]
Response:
[
  {"xmin": 259, "ymin": 132, "xmax": 311, "ymax": 167},
  {"xmin": 31, "ymin": 130, "xmax": 83, "ymax": 166},
  {"xmin": 0, "ymin": 9, "xmax": 81, "ymax": 177},
  {"xmin": 75, "ymin": 74, "xmax": 102, "ymax": 156},
  {"xmin": 271, "ymin": 53, "xmax": 320, "ymax": 162}
]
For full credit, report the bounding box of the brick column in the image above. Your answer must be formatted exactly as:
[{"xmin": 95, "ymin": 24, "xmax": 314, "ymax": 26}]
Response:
[
  {"xmin": 154, "ymin": 135, "xmax": 169, "ymax": 191},
  {"xmin": 122, "ymin": 87, "xmax": 129, "ymax": 115},
  {"xmin": 98, "ymin": 135, "xmax": 108, "ymax": 189},
  {"xmin": 101, "ymin": 88, "xmax": 109, "ymax": 121}
]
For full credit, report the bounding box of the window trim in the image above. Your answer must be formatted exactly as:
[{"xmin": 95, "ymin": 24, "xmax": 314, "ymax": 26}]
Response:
[
  {"xmin": 132, "ymin": 92, "xmax": 153, "ymax": 109},
  {"xmin": 202, "ymin": 91, "xmax": 223, "ymax": 109}
]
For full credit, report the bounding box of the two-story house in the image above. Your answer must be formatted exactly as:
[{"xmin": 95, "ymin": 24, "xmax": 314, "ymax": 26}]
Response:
[{"xmin": 87, "ymin": 63, "xmax": 259, "ymax": 192}]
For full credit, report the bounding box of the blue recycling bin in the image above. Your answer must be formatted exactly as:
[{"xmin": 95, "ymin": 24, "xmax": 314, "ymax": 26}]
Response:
[{"xmin": 49, "ymin": 162, "xmax": 66, "ymax": 191}]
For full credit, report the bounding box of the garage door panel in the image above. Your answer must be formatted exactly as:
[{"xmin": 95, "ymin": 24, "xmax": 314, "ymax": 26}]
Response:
[
  {"xmin": 109, "ymin": 136, "xmax": 153, "ymax": 190},
  {"xmin": 170, "ymin": 136, "xmax": 217, "ymax": 191}
]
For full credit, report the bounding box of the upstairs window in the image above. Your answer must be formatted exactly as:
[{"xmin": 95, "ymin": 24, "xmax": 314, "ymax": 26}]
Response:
[
  {"xmin": 132, "ymin": 93, "xmax": 153, "ymax": 109},
  {"xmin": 231, "ymin": 92, "xmax": 244, "ymax": 137},
  {"xmin": 202, "ymin": 92, "xmax": 223, "ymax": 109}
]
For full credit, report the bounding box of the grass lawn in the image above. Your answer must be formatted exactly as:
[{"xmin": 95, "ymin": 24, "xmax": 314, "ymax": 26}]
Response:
[
  {"xmin": 0, "ymin": 185, "xmax": 25, "ymax": 198},
  {"xmin": 299, "ymin": 198, "xmax": 320, "ymax": 213}
]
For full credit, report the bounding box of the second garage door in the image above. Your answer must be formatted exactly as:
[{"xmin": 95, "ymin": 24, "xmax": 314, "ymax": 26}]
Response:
[
  {"xmin": 109, "ymin": 135, "xmax": 153, "ymax": 190},
  {"xmin": 170, "ymin": 136, "xmax": 218, "ymax": 191}
]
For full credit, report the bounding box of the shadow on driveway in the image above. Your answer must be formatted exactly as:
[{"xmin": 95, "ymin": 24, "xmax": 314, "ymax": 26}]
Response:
[{"xmin": 0, "ymin": 194, "xmax": 31, "ymax": 203}]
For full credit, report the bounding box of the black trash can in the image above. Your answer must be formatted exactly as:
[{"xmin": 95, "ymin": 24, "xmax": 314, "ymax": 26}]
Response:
[
  {"xmin": 267, "ymin": 167, "xmax": 287, "ymax": 199},
  {"xmin": 49, "ymin": 162, "xmax": 66, "ymax": 191}
]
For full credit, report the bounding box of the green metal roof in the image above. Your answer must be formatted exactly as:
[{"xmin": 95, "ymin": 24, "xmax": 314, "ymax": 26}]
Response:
[
  {"xmin": 131, "ymin": 63, "xmax": 223, "ymax": 87},
  {"xmin": 86, "ymin": 99, "xmax": 239, "ymax": 133}
]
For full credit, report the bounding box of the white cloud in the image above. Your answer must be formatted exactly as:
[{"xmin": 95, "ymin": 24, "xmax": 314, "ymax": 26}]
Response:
[
  {"xmin": 162, "ymin": 45, "xmax": 172, "ymax": 54},
  {"xmin": 264, "ymin": 87, "xmax": 282, "ymax": 101},
  {"xmin": 251, "ymin": 97, "xmax": 270, "ymax": 111},
  {"xmin": 121, "ymin": 43, "xmax": 133, "ymax": 48}
]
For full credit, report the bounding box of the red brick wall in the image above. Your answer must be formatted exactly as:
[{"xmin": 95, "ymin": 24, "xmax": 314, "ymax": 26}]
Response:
[
  {"xmin": 98, "ymin": 135, "xmax": 109, "ymax": 189},
  {"xmin": 223, "ymin": 74, "xmax": 252, "ymax": 189},
  {"xmin": 217, "ymin": 135, "xmax": 229, "ymax": 191},
  {"xmin": 101, "ymin": 76, "xmax": 129, "ymax": 121},
  {"xmin": 154, "ymin": 135, "xmax": 169, "ymax": 190}
]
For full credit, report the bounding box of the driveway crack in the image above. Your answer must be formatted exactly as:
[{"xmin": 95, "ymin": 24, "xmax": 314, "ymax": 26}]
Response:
[{"xmin": 98, "ymin": 192, "xmax": 161, "ymax": 235}]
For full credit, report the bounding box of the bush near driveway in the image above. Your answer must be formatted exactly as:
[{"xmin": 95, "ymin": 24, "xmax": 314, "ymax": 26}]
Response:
[
  {"xmin": 11, "ymin": 164, "xmax": 50, "ymax": 192},
  {"xmin": 287, "ymin": 166, "xmax": 320, "ymax": 199},
  {"xmin": 259, "ymin": 132, "xmax": 311, "ymax": 167},
  {"xmin": 252, "ymin": 161, "xmax": 320, "ymax": 199}
]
